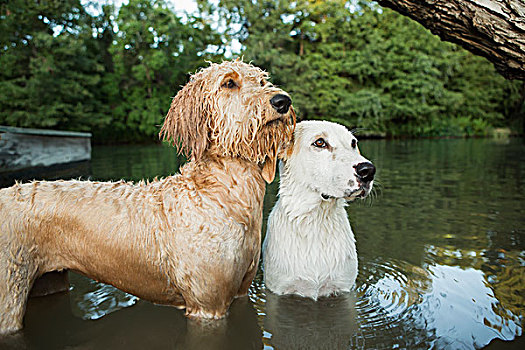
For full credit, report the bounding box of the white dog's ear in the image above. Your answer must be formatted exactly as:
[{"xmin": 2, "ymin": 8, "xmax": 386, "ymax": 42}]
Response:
[{"xmin": 160, "ymin": 76, "xmax": 210, "ymax": 161}]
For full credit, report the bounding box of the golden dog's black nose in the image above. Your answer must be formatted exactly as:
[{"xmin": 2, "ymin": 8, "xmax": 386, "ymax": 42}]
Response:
[
  {"xmin": 355, "ymin": 162, "xmax": 376, "ymax": 183},
  {"xmin": 270, "ymin": 94, "xmax": 292, "ymax": 114}
]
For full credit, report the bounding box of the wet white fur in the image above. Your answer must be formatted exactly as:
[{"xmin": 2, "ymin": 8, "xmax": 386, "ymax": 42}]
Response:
[{"xmin": 263, "ymin": 120, "xmax": 374, "ymax": 299}]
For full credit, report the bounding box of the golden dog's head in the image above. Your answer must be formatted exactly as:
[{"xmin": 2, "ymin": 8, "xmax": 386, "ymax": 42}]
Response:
[{"xmin": 160, "ymin": 60, "xmax": 296, "ymax": 183}]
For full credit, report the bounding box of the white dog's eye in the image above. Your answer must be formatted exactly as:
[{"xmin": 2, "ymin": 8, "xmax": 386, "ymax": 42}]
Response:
[
  {"xmin": 260, "ymin": 79, "xmax": 266, "ymax": 87},
  {"xmin": 351, "ymin": 139, "xmax": 357, "ymax": 149},
  {"xmin": 223, "ymin": 79, "xmax": 237, "ymax": 89},
  {"xmin": 312, "ymin": 138, "xmax": 327, "ymax": 148}
]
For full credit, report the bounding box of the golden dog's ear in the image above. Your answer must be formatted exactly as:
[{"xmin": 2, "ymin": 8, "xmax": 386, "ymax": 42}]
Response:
[
  {"xmin": 262, "ymin": 145, "xmax": 278, "ymax": 183},
  {"xmin": 160, "ymin": 76, "xmax": 209, "ymax": 160},
  {"xmin": 263, "ymin": 112, "xmax": 296, "ymax": 183}
]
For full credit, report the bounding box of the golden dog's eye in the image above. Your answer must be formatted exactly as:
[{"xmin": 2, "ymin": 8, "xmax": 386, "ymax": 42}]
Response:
[
  {"xmin": 351, "ymin": 139, "xmax": 357, "ymax": 149},
  {"xmin": 313, "ymin": 138, "xmax": 327, "ymax": 148},
  {"xmin": 260, "ymin": 79, "xmax": 265, "ymax": 87},
  {"xmin": 223, "ymin": 79, "xmax": 236, "ymax": 89}
]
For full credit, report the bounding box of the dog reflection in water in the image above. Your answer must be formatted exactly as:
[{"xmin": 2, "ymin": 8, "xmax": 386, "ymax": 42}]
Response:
[
  {"xmin": 264, "ymin": 291, "xmax": 361, "ymax": 349},
  {"xmin": 0, "ymin": 283, "xmax": 262, "ymax": 349}
]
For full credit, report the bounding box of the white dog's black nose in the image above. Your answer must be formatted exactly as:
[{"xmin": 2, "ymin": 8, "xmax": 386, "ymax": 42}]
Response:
[
  {"xmin": 270, "ymin": 94, "xmax": 292, "ymax": 114},
  {"xmin": 355, "ymin": 162, "xmax": 376, "ymax": 183}
]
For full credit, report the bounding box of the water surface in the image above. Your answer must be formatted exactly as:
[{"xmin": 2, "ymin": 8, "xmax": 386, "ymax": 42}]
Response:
[{"xmin": 1, "ymin": 138, "xmax": 524, "ymax": 349}]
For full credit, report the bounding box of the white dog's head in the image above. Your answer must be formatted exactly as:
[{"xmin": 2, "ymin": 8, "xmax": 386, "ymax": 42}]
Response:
[{"xmin": 280, "ymin": 120, "xmax": 375, "ymax": 201}]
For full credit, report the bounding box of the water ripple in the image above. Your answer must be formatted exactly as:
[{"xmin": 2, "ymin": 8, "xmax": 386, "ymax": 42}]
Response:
[{"xmin": 249, "ymin": 256, "xmax": 523, "ymax": 349}]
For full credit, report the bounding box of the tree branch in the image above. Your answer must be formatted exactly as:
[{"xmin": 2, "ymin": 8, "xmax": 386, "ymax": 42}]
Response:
[{"xmin": 376, "ymin": 0, "xmax": 525, "ymax": 80}]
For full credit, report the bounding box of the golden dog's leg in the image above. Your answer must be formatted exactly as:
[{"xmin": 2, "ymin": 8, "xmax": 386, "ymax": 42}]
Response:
[
  {"xmin": 183, "ymin": 291, "xmax": 231, "ymax": 320},
  {"xmin": 0, "ymin": 243, "xmax": 39, "ymax": 335},
  {"xmin": 185, "ymin": 303, "xmax": 230, "ymax": 320},
  {"xmin": 182, "ymin": 279, "xmax": 237, "ymax": 320},
  {"xmin": 236, "ymin": 256, "xmax": 259, "ymax": 297}
]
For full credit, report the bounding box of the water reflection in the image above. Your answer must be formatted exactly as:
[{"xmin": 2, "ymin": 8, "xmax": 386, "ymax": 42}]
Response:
[
  {"xmin": 69, "ymin": 273, "xmax": 138, "ymax": 320},
  {"xmin": 250, "ymin": 255, "xmax": 522, "ymax": 349},
  {"xmin": 262, "ymin": 291, "xmax": 360, "ymax": 349},
  {"xmin": 0, "ymin": 138, "xmax": 523, "ymax": 349},
  {"xmin": 2, "ymin": 285, "xmax": 261, "ymax": 349},
  {"xmin": 348, "ymin": 138, "xmax": 525, "ymax": 349}
]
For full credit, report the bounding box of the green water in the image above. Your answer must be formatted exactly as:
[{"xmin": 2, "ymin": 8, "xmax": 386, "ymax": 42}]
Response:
[{"xmin": 1, "ymin": 138, "xmax": 524, "ymax": 349}]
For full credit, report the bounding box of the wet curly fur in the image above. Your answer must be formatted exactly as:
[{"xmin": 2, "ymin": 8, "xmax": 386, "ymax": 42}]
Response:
[{"xmin": 0, "ymin": 60, "xmax": 295, "ymax": 334}]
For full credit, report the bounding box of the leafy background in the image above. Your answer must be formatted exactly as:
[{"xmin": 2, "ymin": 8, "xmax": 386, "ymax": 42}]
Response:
[{"xmin": 1, "ymin": 0, "xmax": 523, "ymax": 142}]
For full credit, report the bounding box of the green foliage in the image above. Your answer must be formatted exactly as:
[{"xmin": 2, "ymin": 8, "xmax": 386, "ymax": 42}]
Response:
[
  {"xmin": 0, "ymin": 0, "xmax": 522, "ymax": 141},
  {"xmin": 0, "ymin": 0, "xmax": 109, "ymax": 131},
  {"xmin": 0, "ymin": 0, "xmax": 222, "ymax": 142},
  {"xmin": 216, "ymin": 0, "xmax": 523, "ymax": 137},
  {"xmin": 99, "ymin": 0, "xmax": 222, "ymax": 142}
]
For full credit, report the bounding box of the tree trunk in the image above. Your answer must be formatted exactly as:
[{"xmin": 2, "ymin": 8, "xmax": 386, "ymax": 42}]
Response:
[{"xmin": 376, "ymin": 0, "xmax": 525, "ymax": 80}]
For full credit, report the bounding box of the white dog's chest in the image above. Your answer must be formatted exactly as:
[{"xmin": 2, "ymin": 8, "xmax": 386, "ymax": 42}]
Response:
[
  {"xmin": 264, "ymin": 204, "xmax": 358, "ymax": 298},
  {"xmin": 288, "ymin": 226, "xmax": 356, "ymax": 277}
]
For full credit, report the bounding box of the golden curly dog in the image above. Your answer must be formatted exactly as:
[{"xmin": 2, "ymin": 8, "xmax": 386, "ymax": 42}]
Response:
[{"xmin": 0, "ymin": 60, "xmax": 295, "ymax": 334}]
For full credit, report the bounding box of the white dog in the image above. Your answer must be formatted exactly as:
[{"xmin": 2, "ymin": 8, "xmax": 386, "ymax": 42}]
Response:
[{"xmin": 263, "ymin": 120, "xmax": 375, "ymax": 299}]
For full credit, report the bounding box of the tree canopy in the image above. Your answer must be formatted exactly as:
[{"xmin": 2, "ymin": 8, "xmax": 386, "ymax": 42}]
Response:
[{"xmin": 0, "ymin": 0, "xmax": 522, "ymax": 141}]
